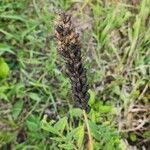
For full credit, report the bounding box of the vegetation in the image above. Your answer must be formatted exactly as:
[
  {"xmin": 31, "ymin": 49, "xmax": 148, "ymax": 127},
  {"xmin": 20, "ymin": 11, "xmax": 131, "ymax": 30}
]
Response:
[
  {"xmin": 0, "ymin": 0, "xmax": 150, "ymax": 150},
  {"xmin": 55, "ymin": 12, "xmax": 90, "ymax": 112}
]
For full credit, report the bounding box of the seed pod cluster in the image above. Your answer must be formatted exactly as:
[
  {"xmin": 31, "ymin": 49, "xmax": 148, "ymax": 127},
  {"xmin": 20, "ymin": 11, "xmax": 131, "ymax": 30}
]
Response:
[{"xmin": 55, "ymin": 12, "xmax": 90, "ymax": 113}]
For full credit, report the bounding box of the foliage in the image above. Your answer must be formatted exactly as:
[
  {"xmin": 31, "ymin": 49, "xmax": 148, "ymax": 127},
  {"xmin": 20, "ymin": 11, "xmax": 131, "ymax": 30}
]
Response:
[
  {"xmin": 0, "ymin": 0, "xmax": 150, "ymax": 149},
  {"xmin": 0, "ymin": 57, "xmax": 10, "ymax": 78}
]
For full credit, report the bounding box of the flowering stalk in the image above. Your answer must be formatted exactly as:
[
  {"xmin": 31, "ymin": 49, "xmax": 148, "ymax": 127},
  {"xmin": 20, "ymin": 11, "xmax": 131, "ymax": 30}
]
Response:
[{"xmin": 55, "ymin": 12, "xmax": 90, "ymax": 112}]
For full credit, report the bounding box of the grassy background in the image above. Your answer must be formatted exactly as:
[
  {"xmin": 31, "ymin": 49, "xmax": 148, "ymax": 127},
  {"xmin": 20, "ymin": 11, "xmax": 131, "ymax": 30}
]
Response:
[{"xmin": 0, "ymin": 0, "xmax": 150, "ymax": 149}]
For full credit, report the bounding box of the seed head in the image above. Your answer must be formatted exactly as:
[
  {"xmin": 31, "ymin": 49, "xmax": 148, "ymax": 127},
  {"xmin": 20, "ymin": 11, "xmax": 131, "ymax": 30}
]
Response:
[{"xmin": 55, "ymin": 12, "xmax": 90, "ymax": 113}]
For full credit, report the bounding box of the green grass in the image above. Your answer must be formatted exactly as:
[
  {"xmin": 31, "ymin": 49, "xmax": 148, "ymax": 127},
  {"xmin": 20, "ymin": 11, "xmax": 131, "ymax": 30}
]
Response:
[{"xmin": 0, "ymin": 0, "xmax": 150, "ymax": 150}]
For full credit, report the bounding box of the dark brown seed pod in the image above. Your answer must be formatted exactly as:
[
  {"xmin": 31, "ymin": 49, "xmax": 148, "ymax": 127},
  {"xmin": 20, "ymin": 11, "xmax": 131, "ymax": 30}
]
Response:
[{"xmin": 55, "ymin": 12, "xmax": 90, "ymax": 113}]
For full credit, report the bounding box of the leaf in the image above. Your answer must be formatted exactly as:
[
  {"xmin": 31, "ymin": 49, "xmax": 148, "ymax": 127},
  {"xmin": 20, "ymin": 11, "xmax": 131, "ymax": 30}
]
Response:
[
  {"xmin": 0, "ymin": 14, "xmax": 26, "ymax": 22},
  {"xmin": 89, "ymin": 89, "xmax": 96, "ymax": 106},
  {"xmin": 0, "ymin": 43, "xmax": 15, "ymax": 55},
  {"xmin": 58, "ymin": 143, "xmax": 76, "ymax": 149},
  {"xmin": 143, "ymin": 131, "xmax": 150, "ymax": 139},
  {"xmin": 41, "ymin": 116, "xmax": 61, "ymax": 136},
  {"xmin": 0, "ymin": 57, "xmax": 10, "ymax": 78},
  {"xmin": 0, "ymin": 85, "xmax": 9, "ymax": 101},
  {"xmin": 69, "ymin": 108, "xmax": 82, "ymax": 117},
  {"xmin": 76, "ymin": 126, "xmax": 84, "ymax": 149},
  {"xmin": 12, "ymin": 100, "xmax": 23, "ymax": 120},
  {"xmin": 112, "ymin": 85, "xmax": 120, "ymax": 96},
  {"xmin": 0, "ymin": 29, "xmax": 15, "ymax": 39},
  {"xmin": 27, "ymin": 120, "xmax": 39, "ymax": 132},
  {"xmin": 28, "ymin": 92, "xmax": 41, "ymax": 101},
  {"xmin": 54, "ymin": 117, "xmax": 67, "ymax": 133},
  {"xmin": 67, "ymin": 127, "xmax": 79, "ymax": 139},
  {"xmin": 26, "ymin": 115, "xmax": 39, "ymax": 132},
  {"xmin": 98, "ymin": 104, "xmax": 112, "ymax": 113},
  {"xmin": 41, "ymin": 122, "xmax": 60, "ymax": 135},
  {"xmin": 0, "ymin": 131, "xmax": 17, "ymax": 145},
  {"xmin": 130, "ymin": 133, "xmax": 137, "ymax": 142},
  {"xmin": 88, "ymin": 120, "xmax": 100, "ymax": 141}
]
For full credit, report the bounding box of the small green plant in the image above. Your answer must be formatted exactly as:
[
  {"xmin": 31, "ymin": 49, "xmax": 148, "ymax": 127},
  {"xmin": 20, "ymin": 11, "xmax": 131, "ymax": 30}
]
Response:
[{"xmin": 41, "ymin": 110, "xmax": 121, "ymax": 150}]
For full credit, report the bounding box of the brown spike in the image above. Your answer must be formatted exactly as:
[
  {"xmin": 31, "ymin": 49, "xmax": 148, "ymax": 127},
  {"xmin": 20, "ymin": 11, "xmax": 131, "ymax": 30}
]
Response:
[{"xmin": 55, "ymin": 12, "xmax": 90, "ymax": 113}]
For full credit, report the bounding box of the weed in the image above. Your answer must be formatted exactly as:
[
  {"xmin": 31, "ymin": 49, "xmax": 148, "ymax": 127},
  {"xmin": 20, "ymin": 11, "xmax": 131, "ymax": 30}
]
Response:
[
  {"xmin": 55, "ymin": 12, "xmax": 90, "ymax": 112},
  {"xmin": 0, "ymin": 0, "xmax": 150, "ymax": 149}
]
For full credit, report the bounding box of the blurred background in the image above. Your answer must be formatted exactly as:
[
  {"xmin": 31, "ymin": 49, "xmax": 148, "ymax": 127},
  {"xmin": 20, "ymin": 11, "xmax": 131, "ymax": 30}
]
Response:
[{"xmin": 0, "ymin": 0, "xmax": 150, "ymax": 149}]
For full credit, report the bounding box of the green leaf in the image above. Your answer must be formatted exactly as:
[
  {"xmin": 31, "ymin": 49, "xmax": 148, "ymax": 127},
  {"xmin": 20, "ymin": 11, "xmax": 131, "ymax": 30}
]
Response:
[
  {"xmin": 89, "ymin": 89, "xmax": 96, "ymax": 106},
  {"xmin": 67, "ymin": 127, "xmax": 79, "ymax": 139},
  {"xmin": 0, "ymin": 85, "xmax": 9, "ymax": 101},
  {"xmin": 130, "ymin": 133, "xmax": 137, "ymax": 142},
  {"xmin": 112, "ymin": 85, "xmax": 120, "ymax": 96},
  {"xmin": 54, "ymin": 117, "xmax": 67, "ymax": 133},
  {"xmin": 69, "ymin": 108, "xmax": 82, "ymax": 117},
  {"xmin": 41, "ymin": 122, "xmax": 60, "ymax": 135},
  {"xmin": 27, "ymin": 120, "xmax": 39, "ymax": 132},
  {"xmin": 26, "ymin": 115, "xmax": 39, "ymax": 132},
  {"xmin": 58, "ymin": 143, "xmax": 75, "ymax": 149},
  {"xmin": 41, "ymin": 116, "xmax": 61, "ymax": 136},
  {"xmin": 143, "ymin": 131, "xmax": 150, "ymax": 139},
  {"xmin": 0, "ymin": 14, "xmax": 26, "ymax": 22},
  {"xmin": 12, "ymin": 100, "xmax": 23, "ymax": 120},
  {"xmin": 0, "ymin": 57, "xmax": 10, "ymax": 78},
  {"xmin": 99, "ymin": 104, "xmax": 112, "ymax": 113},
  {"xmin": 0, "ymin": 43, "xmax": 15, "ymax": 55},
  {"xmin": 0, "ymin": 131, "xmax": 17, "ymax": 145},
  {"xmin": 88, "ymin": 120, "xmax": 100, "ymax": 141},
  {"xmin": 76, "ymin": 126, "xmax": 84, "ymax": 149},
  {"xmin": 28, "ymin": 92, "xmax": 41, "ymax": 101},
  {"xmin": 0, "ymin": 29, "xmax": 15, "ymax": 39}
]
